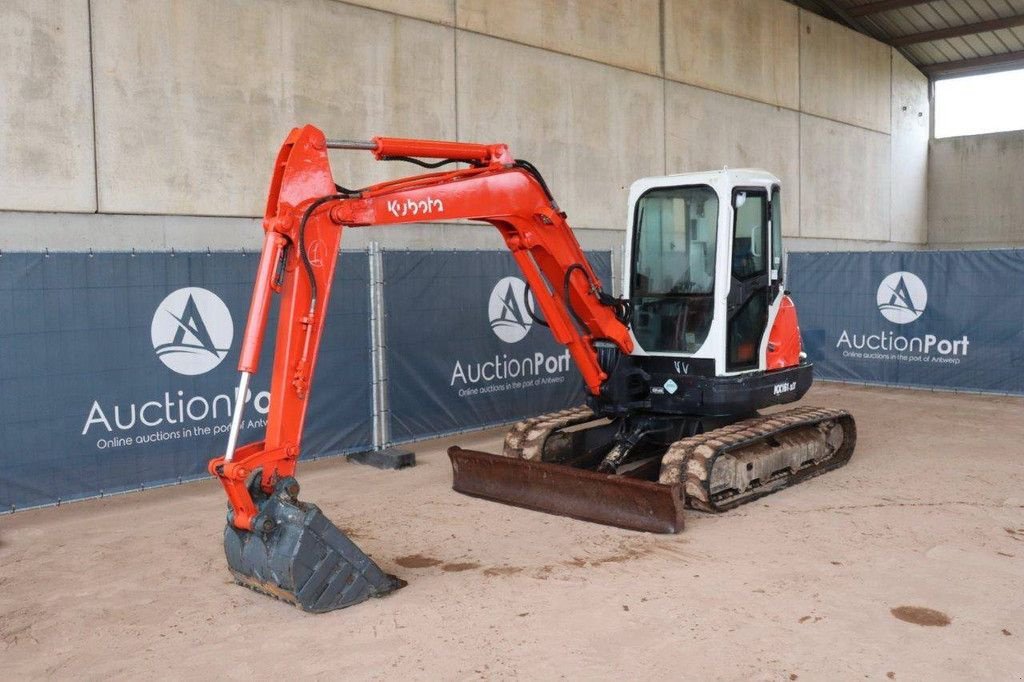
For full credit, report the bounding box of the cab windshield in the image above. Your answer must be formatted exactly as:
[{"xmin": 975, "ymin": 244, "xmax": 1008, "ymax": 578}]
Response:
[{"xmin": 630, "ymin": 185, "xmax": 719, "ymax": 353}]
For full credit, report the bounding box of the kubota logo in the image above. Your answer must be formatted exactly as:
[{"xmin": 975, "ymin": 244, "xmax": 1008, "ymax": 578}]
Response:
[
  {"xmin": 386, "ymin": 197, "xmax": 444, "ymax": 218},
  {"xmin": 488, "ymin": 276, "xmax": 536, "ymax": 343},
  {"xmin": 876, "ymin": 271, "xmax": 927, "ymax": 324},
  {"xmin": 151, "ymin": 287, "xmax": 233, "ymax": 375}
]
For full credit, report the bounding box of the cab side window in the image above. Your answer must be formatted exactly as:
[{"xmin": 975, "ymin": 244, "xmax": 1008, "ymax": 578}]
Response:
[
  {"xmin": 771, "ymin": 186, "xmax": 783, "ymax": 282},
  {"xmin": 732, "ymin": 191, "xmax": 767, "ymax": 280}
]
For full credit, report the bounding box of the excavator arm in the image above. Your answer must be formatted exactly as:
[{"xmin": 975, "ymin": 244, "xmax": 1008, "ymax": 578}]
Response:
[{"xmin": 209, "ymin": 124, "xmax": 632, "ymax": 534}]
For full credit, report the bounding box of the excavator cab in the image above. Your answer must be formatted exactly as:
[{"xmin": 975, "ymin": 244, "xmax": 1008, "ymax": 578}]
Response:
[
  {"xmin": 593, "ymin": 170, "xmax": 808, "ymax": 417},
  {"xmin": 629, "ymin": 172, "xmax": 785, "ymax": 376}
]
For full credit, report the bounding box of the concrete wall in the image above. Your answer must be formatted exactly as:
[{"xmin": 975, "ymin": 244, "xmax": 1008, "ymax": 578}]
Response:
[
  {"xmin": 0, "ymin": 0, "xmax": 930, "ymax": 254},
  {"xmin": 457, "ymin": 0, "xmax": 661, "ymax": 75},
  {"xmin": 0, "ymin": 1, "xmax": 95, "ymax": 213},
  {"xmin": 665, "ymin": 82, "xmax": 801, "ymax": 236},
  {"xmin": 928, "ymin": 130, "xmax": 1024, "ymax": 247},
  {"xmin": 457, "ymin": 31, "xmax": 664, "ymax": 232},
  {"xmin": 799, "ymin": 11, "xmax": 891, "ymax": 134},
  {"xmin": 92, "ymin": 0, "xmax": 456, "ymax": 216},
  {"xmin": 799, "ymin": 115, "xmax": 890, "ymax": 242},
  {"xmin": 665, "ymin": 0, "xmax": 799, "ymax": 109}
]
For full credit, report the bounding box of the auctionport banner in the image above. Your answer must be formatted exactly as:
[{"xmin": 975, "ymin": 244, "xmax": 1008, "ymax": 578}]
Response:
[
  {"xmin": 383, "ymin": 250, "xmax": 612, "ymax": 442},
  {"xmin": 788, "ymin": 249, "xmax": 1024, "ymax": 394},
  {"xmin": 0, "ymin": 252, "xmax": 373, "ymax": 511}
]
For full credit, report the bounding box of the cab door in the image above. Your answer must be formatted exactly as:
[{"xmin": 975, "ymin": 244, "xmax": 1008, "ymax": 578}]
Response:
[{"xmin": 726, "ymin": 188, "xmax": 770, "ymax": 372}]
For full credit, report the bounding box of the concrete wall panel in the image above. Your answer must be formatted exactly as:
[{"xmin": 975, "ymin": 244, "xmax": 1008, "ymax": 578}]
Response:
[
  {"xmin": 0, "ymin": 212, "xmax": 259, "ymax": 251},
  {"xmin": 665, "ymin": 82, "xmax": 800, "ymax": 236},
  {"xmin": 91, "ymin": 0, "xmax": 455, "ymax": 216},
  {"xmin": 0, "ymin": 211, "xmax": 628, "ymax": 254},
  {"xmin": 664, "ymin": 0, "xmax": 799, "ymax": 110},
  {"xmin": 456, "ymin": 0, "xmax": 660, "ymax": 75},
  {"xmin": 800, "ymin": 114, "xmax": 890, "ymax": 241},
  {"xmin": 338, "ymin": 0, "xmax": 454, "ymax": 25},
  {"xmin": 799, "ymin": 11, "xmax": 890, "ymax": 134},
  {"xmin": 0, "ymin": 0, "xmax": 95, "ymax": 212},
  {"xmin": 457, "ymin": 32, "xmax": 664, "ymax": 231},
  {"xmin": 929, "ymin": 131, "xmax": 1024, "ymax": 245},
  {"xmin": 889, "ymin": 52, "xmax": 928, "ymax": 244}
]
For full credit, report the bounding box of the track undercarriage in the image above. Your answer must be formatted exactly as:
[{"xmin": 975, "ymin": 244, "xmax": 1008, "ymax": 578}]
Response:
[{"xmin": 448, "ymin": 405, "xmax": 856, "ymax": 533}]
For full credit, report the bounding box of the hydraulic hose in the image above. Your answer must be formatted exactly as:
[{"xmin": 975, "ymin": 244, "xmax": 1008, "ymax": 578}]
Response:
[
  {"xmin": 297, "ymin": 191, "xmax": 356, "ymax": 314},
  {"xmin": 380, "ymin": 155, "xmax": 466, "ymax": 169},
  {"xmin": 563, "ymin": 263, "xmax": 592, "ymax": 334},
  {"xmin": 523, "ymin": 283, "xmax": 550, "ymax": 328},
  {"xmin": 513, "ymin": 159, "xmax": 559, "ymax": 210}
]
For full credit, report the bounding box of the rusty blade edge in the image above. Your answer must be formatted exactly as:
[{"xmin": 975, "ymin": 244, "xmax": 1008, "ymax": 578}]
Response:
[
  {"xmin": 447, "ymin": 446, "xmax": 684, "ymax": 534},
  {"xmin": 230, "ymin": 570, "xmax": 303, "ymax": 607}
]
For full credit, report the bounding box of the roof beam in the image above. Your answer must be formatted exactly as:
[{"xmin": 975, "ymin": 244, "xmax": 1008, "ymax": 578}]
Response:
[
  {"xmin": 891, "ymin": 14, "xmax": 1024, "ymax": 45},
  {"xmin": 848, "ymin": 0, "xmax": 933, "ymax": 18},
  {"xmin": 920, "ymin": 50, "xmax": 1024, "ymax": 78}
]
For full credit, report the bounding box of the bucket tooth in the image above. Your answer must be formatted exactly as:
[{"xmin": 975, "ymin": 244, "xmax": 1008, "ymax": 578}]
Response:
[{"xmin": 223, "ymin": 481, "xmax": 404, "ymax": 613}]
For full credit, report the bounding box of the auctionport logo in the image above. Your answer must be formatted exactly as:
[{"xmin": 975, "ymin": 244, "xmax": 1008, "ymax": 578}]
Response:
[
  {"xmin": 450, "ymin": 275, "xmax": 568, "ymax": 392},
  {"xmin": 876, "ymin": 271, "xmax": 927, "ymax": 324},
  {"xmin": 488, "ymin": 276, "xmax": 534, "ymax": 343},
  {"xmin": 836, "ymin": 269, "xmax": 969, "ymax": 363},
  {"xmin": 151, "ymin": 287, "xmax": 233, "ymax": 375}
]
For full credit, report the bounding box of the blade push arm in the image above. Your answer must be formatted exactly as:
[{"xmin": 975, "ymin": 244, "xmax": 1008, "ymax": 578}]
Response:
[{"xmin": 209, "ymin": 124, "xmax": 632, "ymax": 530}]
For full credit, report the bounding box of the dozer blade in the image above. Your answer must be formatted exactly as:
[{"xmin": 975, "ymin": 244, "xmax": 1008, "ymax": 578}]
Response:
[
  {"xmin": 448, "ymin": 446, "xmax": 684, "ymax": 533},
  {"xmin": 224, "ymin": 480, "xmax": 405, "ymax": 613}
]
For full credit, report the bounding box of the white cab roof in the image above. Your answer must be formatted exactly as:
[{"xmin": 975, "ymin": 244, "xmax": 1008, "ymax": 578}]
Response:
[
  {"xmin": 627, "ymin": 168, "xmax": 781, "ymax": 209},
  {"xmin": 633, "ymin": 168, "xmax": 780, "ymax": 190}
]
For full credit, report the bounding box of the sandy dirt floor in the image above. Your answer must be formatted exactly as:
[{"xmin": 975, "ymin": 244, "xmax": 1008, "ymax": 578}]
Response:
[{"xmin": 2, "ymin": 383, "xmax": 1023, "ymax": 680}]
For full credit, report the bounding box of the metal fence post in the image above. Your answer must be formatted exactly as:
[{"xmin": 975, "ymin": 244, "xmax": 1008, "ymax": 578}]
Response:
[
  {"xmin": 367, "ymin": 243, "xmax": 382, "ymax": 450},
  {"xmin": 368, "ymin": 242, "xmax": 394, "ymax": 450},
  {"xmin": 349, "ymin": 243, "xmax": 415, "ymax": 469},
  {"xmin": 370, "ymin": 242, "xmax": 396, "ymax": 448}
]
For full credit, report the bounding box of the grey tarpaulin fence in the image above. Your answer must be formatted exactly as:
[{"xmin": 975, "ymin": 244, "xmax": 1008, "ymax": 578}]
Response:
[
  {"xmin": 0, "ymin": 248, "xmax": 614, "ymax": 512},
  {"xmin": 0, "ymin": 252, "xmax": 373, "ymax": 512},
  {"xmin": 787, "ymin": 249, "xmax": 1024, "ymax": 395},
  {"xmin": 381, "ymin": 250, "xmax": 612, "ymax": 444}
]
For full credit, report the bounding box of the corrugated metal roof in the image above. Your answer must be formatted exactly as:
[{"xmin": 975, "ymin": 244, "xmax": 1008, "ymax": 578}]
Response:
[{"xmin": 789, "ymin": 0, "xmax": 1024, "ymax": 78}]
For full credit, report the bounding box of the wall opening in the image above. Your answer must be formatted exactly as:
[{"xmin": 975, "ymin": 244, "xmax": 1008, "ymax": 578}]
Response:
[{"xmin": 933, "ymin": 68, "xmax": 1024, "ymax": 139}]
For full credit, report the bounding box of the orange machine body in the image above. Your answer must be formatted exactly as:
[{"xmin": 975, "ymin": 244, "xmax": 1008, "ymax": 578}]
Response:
[{"xmin": 766, "ymin": 294, "xmax": 803, "ymax": 370}]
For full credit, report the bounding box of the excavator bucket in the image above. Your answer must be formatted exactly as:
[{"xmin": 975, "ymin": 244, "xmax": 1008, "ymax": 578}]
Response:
[
  {"xmin": 448, "ymin": 447, "xmax": 685, "ymax": 533},
  {"xmin": 223, "ymin": 478, "xmax": 405, "ymax": 613}
]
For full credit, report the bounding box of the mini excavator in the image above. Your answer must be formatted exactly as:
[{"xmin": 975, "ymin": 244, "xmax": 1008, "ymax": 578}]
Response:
[{"xmin": 209, "ymin": 125, "xmax": 856, "ymax": 613}]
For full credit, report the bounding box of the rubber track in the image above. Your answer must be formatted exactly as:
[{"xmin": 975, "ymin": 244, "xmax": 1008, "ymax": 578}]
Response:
[
  {"xmin": 658, "ymin": 406, "xmax": 856, "ymax": 513},
  {"xmin": 503, "ymin": 406, "xmax": 595, "ymax": 461}
]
